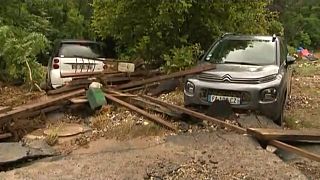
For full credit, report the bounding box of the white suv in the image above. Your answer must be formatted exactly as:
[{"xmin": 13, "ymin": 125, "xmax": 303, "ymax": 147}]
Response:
[{"xmin": 43, "ymin": 40, "xmax": 107, "ymax": 89}]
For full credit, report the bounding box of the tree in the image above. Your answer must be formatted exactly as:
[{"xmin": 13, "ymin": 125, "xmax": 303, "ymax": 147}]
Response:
[
  {"xmin": 273, "ymin": 0, "xmax": 320, "ymax": 49},
  {"xmin": 92, "ymin": 0, "xmax": 281, "ymax": 70},
  {"xmin": 0, "ymin": 0, "xmax": 94, "ymax": 86}
]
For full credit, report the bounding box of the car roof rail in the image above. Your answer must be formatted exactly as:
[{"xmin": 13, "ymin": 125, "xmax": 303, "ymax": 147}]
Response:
[{"xmin": 221, "ymin": 32, "xmax": 236, "ymax": 38}]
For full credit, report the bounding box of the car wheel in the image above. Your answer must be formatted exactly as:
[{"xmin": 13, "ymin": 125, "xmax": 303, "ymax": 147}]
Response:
[
  {"xmin": 275, "ymin": 96, "xmax": 286, "ymax": 126},
  {"xmin": 40, "ymin": 74, "xmax": 52, "ymax": 91}
]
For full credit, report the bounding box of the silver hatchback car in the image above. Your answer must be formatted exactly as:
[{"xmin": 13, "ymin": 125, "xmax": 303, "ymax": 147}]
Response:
[{"xmin": 184, "ymin": 34, "xmax": 296, "ymax": 125}]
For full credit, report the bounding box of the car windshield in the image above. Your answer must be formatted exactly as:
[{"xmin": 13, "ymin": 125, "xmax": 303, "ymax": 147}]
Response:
[
  {"xmin": 58, "ymin": 43, "xmax": 105, "ymax": 58},
  {"xmin": 204, "ymin": 39, "xmax": 276, "ymax": 65}
]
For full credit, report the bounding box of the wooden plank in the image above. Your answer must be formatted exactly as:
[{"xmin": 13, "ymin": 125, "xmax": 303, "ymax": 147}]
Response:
[
  {"xmin": 106, "ymin": 90, "xmax": 180, "ymax": 118},
  {"xmin": 0, "ymin": 89, "xmax": 85, "ymax": 125},
  {"xmin": 69, "ymin": 98, "xmax": 88, "ymax": 104},
  {"xmin": 0, "ymin": 133, "xmax": 12, "ymax": 140},
  {"xmin": 247, "ymin": 128, "xmax": 320, "ymax": 142},
  {"xmin": 140, "ymin": 94, "xmax": 320, "ymax": 162},
  {"xmin": 141, "ymin": 94, "xmax": 246, "ymax": 134},
  {"xmin": 269, "ymin": 140, "xmax": 320, "ymax": 162},
  {"xmin": 128, "ymin": 97, "xmax": 181, "ymax": 118},
  {"xmin": 102, "ymin": 76, "xmax": 141, "ymax": 83},
  {"xmin": 104, "ymin": 94, "xmax": 178, "ymax": 132},
  {"xmin": 67, "ymin": 79, "xmax": 94, "ymax": 86},
  {"xmin": 115, "ymin": 63, "xmax": 216, "ymax": 90},
  {"xmin": 47, "ymin": 84, "xmax": 87, "ymax": 95},
  {"xmin": 121, "ymin": 83, "xmax": 159, "ymax": 93},
  {"xmin": 13, "ymin": 105, "xmax": 64, "ymax": 119},
  {"xmin": 61, "ymin": 71, "xmax": 122, "ymax": 78},
  {"xmin": 0, "ymin": 106, "xmax": 11, "ymax": 114}
]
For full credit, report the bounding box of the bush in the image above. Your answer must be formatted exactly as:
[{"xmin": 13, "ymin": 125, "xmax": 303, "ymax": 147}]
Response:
[
  {"xmin": 163, "ymin": 44, "xmax": 203, "ymax": 73},
  {"xmin": 0, "ymin": 26, "xmax": 48, "ymax": 87}
]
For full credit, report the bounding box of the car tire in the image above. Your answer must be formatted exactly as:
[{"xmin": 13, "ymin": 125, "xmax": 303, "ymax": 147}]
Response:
[
  {"xmin": 40, "ymin": 74, "xmax": 52, "ymax": 91},
  {"xmin": 274, "ymin": 95, "xmax": 286, "ymax": 126}
]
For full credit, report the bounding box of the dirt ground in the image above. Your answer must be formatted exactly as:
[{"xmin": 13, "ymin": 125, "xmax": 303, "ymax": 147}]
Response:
[
  {"xmin": 0, "ymin": 132, "xmax": 309, "ymax": 180},
  {"xmin": 0, "ymin": 83, "xmax": 44, "ymax": 107},
  {"xmin": 285, "ymin": 59, "xmax": 320, "ymax": 129}
]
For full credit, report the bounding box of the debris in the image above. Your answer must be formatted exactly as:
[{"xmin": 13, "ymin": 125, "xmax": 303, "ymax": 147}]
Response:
[
  {"xmin": 0, "ymin": 133, "xmax": 12, "ymax": 140},
  {"xmin": 86, "ymin": 85, "xmax": 106, "ymax": 110},
  {"xmin": 0, "ymin": 142, "xmax": 56, "ymax": 167},
  {"xmin": 147, "ymin": 79, "xmax": 180, "ymax": 97},
  {"xmin": 247, "ymin": 128, "xmax": 320, "ymax": 143},
  {"xmin": 47, "ymin": 84, "xmax": 87, "ymax": 95},
  {"xmin": 0, "ymin": 89, "xmax": 85, "ymax": 126},
  {"xmin": 269, "ymin": 140, "xmax": 320, "ymax": 162},
  {"xmin": 60, "ymin": 71, "xmax": 120, "ymax": 78},
  {"xmin": 43, "ymin": 123, "xmax": 87, "ymax": 137},
  {"xmin": 105, "ymin": 90, "xmax": 181, "ymax": 118},
  {"xmin": 237, "ymin": 114, "xmax": 280, "ymax": 129},
  {"xmin": 104, "ymin": 93, "xmax": 178, "ymax": 132},
  {"xmin": 115, "ymin": 63, "xmax": 216, "ymax": 90},
  {"xmin": 69, "ymin": 97, "xmax": 88, "ymax": 104},
  {"xmin": 205, "ymin": 100, "xmax": 233, "ymax": 119},
  {"xmin": 12, "ymin": 105, "xmax": 64, "ymax": 121},
  {"xmin": 89, "ymin": 82, "xmax": 103, "ymax": 89},
  {"xmin": 121, "ymin": 83, "xmax": 159, "ymax": 93},
  {"xmin": 140, "ymin": 94, "xmax": 320, "ymax": 162},
  {"xmin": 0, "ymin": 106, "xmax": 11, "ymax": 114},
  {"xmin": 141, "ymin": 94, "xmax": 245, "ymax": 133}
]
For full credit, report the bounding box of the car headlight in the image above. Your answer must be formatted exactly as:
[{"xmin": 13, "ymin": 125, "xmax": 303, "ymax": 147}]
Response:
[
  {"xmin": 259, "ymin": 74, "xmax": 277, "ymax": 83},
  {"xmin": 185, "ymin": 81, "xmax": 195, "ymax": 95},
  {"xmin": 261, "ymin": 88, "xmax": 277, "ymax": 102}
]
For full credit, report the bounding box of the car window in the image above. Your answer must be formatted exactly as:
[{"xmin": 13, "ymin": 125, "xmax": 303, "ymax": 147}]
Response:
[
  {"xmin": 58, "ymin": 43, "xmax": 105, "ymax": 58},
  {"xmin": 205, "ymin": 39, "xmax": 276, "ymax": 65},
  {"xmin": 279, "ymin": 40, "xmax": 287, "ymax": 65}
]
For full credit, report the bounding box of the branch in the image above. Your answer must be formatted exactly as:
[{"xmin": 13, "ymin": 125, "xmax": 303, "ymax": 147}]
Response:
[{"xmin": 25, "ymin": 59, "xmax": 44, "ymax": 92}]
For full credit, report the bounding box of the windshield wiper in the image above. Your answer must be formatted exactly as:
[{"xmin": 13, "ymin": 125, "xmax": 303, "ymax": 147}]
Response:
[{"xmin": 224, "ymin": 61, "xmax": 258, "ymax": 66}]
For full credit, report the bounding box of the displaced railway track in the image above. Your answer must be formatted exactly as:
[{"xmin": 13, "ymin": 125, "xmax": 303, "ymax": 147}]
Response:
[{"xmin": 1, "ymin": 62, "xmax": 320, "ymax": 169}]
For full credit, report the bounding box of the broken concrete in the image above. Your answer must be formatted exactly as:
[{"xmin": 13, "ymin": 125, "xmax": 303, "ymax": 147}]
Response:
[
  {"xmin": 0, "ymin": 141, "xmax": 56, "ymax": 167},
  {"xmin": 0, "ymin": 132, "xmax": 308, "ymax": 179}
]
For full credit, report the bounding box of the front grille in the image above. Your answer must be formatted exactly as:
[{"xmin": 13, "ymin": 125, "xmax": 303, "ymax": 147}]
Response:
[
  {"xmin": 200, "ymin": 88, "xmax": 251, "ymax": 104},
  {"xmin": 198, "ymin": 73, "xmax": 261, "ymax": 84}
]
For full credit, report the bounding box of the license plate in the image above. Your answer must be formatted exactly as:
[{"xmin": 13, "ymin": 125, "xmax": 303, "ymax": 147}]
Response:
[
  {"xmin": 208, "ymin": 95, "xmax": 241, "ymax": 105},
  {"xmin": 72, "ymin": 64, "xmax": 94, "ymax": 70}
]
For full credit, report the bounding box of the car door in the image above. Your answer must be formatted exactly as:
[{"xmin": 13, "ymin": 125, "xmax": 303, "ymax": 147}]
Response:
[{"xmin": 279, "ymin": 39, "xmax": 291, "ymax": 101}]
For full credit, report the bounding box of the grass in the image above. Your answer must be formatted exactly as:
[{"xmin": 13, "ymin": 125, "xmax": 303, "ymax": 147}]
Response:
[
  {"xmin": 284, "ymin": 59, "xmax": 320, "ymax": 129},
  {"xmin": 293, "ymin": 61, "xmax": 320, "ymax": 77},
  {"xmin": 45, "ymin": 127, "xmax": 59, "ymax": 146}
]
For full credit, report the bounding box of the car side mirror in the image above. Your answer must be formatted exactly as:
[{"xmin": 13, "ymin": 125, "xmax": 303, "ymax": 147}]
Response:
[{"xmin": 286, "ymin": 55, "xmax": 296, "ymax": 65}]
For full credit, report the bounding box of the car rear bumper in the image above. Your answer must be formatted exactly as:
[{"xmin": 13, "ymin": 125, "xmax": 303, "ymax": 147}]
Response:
[{"xmin": 49, "ymin": 69, "xmax": 72, "ymax": 89}]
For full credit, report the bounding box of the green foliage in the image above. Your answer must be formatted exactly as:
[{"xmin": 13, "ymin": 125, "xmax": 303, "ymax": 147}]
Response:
[
  {"xmin": 287, "ymin": 45, "xmax": 296, "ymax": 56},
  {"xmin": 0, "ymin": 0, "xmax": 286, "ymax": 85},
  {"xmin": 0, "ymin": 0, "xmax": 94, "ymax": 86},
  {"xmin": 293, "ymin": 31, "xmax": 311, "ymax": 47},
  {"xmin": 274, "ymin": 0, "xmax": 320, "ymax": 48},
  {"xmin": 163, "ymin": 44, "xmax": 203, "ymax": 73},
  {"xmin": 0, "ymin": 26, "xmax": 48, "ymax": 84},
  {"xmin": 92, "ymin": 0, "xmax": 281, "ymax": 70}
]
